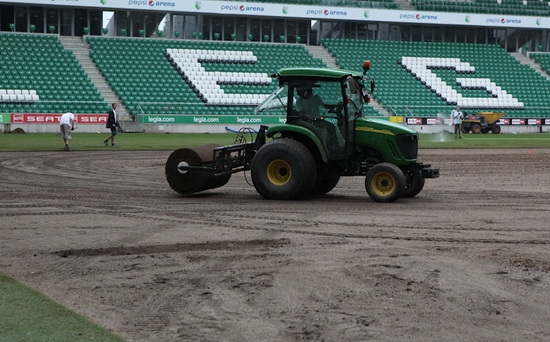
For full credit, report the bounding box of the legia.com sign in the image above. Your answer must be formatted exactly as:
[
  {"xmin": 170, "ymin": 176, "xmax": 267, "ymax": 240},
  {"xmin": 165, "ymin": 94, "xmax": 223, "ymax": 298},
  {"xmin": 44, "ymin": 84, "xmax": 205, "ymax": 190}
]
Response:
[{"xmin": 139, "ymin": 115, "xmax": 286, "ymax": 125}]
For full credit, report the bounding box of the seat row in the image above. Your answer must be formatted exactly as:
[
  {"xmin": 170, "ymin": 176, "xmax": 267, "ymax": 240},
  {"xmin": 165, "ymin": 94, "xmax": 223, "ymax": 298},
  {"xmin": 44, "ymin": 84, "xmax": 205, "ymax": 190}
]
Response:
[{"xmin": 0, "ymin": 89, "xmax": 40, "ymax": 103}]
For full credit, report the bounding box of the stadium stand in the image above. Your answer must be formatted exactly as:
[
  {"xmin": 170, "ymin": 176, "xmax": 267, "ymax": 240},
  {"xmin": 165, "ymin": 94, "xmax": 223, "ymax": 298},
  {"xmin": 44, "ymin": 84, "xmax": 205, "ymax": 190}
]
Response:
[
  {"xmin": 3, "ymin": 32, "xmax": 550, "ymax": 120},
  {"xmin": 86, "ymin": 37, "xmax": 327, "ymax": 117},
  {"xmin": 225, "ymin": 0, "xmax": 400, "ymax": 10},
  {"xmin": 215, "ymin": 0, "xmax": 549, "ymax": 15},
  {"xmin": 412, "ymin": 0, "xmax": 550, "ymax": 16},
  {"xmin": 0, "ymin": 33, "xmax": 107, "ymax": 114},
  {"xmin": 531, "ymin": 52, "xmax": 550, "ymax": 73},
  {"xmin": 322, "ymin": 38, "xmax": 550, "ymax": 118}
]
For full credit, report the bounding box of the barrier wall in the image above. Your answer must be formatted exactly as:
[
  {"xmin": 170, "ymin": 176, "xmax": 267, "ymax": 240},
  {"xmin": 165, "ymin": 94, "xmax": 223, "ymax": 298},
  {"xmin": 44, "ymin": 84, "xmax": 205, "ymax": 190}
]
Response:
[{"xmin": 2, "ymin": 113, "xmax": 549, "ymax": 134}]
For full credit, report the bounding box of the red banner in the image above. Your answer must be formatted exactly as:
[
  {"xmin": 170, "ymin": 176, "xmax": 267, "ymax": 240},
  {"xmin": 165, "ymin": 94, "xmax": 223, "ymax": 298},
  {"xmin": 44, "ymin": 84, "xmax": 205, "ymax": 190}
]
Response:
[{"xmin": 10, "ymin": 113, "xmax": 108, "ymax": 124}]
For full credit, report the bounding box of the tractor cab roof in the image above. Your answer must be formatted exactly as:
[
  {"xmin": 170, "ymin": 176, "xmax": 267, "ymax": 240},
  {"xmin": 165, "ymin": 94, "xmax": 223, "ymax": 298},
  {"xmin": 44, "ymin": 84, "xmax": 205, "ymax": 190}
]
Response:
[{"xmin": 276, "ymin": 68, "xmax": 363, "ymax": 82}]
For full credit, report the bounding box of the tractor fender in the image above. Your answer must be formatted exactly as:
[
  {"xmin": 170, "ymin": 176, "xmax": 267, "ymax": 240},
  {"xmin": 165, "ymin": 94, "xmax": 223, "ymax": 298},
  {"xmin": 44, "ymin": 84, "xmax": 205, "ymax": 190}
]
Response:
[{"xmin": 266, "ymin": 124, "xmax": 329, "ymax": 162}]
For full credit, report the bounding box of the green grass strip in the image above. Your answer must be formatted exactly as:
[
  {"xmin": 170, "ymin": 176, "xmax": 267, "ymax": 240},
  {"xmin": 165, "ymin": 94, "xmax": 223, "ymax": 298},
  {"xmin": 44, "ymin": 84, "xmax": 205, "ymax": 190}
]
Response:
[
  {"xmin": 1, "ymin": 132, "xmax": 550, "ymax": 152},
  {"xmin": 420, "ymin": 132, "xmax": 550, "ymax": 149},
  {"xmin": 0, "ymin": 273, "xmax": 125, "ymax": 342},
  {"xmin": 0, "ymin": 132, "xmax": 240, "ymax": 152}
]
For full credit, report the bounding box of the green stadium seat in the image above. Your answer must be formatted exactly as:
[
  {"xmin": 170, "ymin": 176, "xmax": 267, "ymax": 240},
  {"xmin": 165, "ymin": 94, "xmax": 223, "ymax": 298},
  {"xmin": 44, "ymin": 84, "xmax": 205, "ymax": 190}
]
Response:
[
  {"xmin": 322, "ymin": 38, "xmax": 550, "ymax": 118},
  {"xmin": 0, "ymin": 32, "xmax": 107, "ymax": 115},
  {"xmin": 86, "ymin": 36, "xmax": 326, "ymax": 116}
]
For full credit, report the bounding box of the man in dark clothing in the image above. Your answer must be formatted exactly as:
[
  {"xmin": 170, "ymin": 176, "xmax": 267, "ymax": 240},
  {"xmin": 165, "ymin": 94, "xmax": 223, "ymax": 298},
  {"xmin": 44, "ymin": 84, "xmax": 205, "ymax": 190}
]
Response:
[{"xmin": 104, "ymin": 103, "xmax": 119, "ymax": 146}]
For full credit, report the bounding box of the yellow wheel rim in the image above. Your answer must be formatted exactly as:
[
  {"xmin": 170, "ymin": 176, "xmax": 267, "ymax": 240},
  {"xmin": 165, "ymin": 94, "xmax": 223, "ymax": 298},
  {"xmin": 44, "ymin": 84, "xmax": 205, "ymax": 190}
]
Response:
[
  {"xmin": 267, "ymin": 159, "xmax": 291, "ymax": 186},
  {"xmin": 370, "ymin": 171, "xmax": 396, "ymax": 197}
]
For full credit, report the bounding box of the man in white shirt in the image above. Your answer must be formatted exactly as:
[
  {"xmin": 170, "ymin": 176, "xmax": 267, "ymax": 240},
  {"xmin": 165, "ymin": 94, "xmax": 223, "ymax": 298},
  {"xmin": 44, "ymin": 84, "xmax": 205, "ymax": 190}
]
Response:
[
  {"xmin": 451, "ymin": 107, "xmax": 464, "ymax": 139},
  {"xmin": 59, "ymin": 112, "xmax": 75, "ymax": 151}
]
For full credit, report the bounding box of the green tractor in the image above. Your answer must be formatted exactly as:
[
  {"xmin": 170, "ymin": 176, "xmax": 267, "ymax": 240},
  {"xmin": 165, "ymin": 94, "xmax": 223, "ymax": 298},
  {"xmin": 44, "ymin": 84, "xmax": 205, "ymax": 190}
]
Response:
[{"xmin": 165, "ymin": 62, "xmax": 439, "ymax": 202}]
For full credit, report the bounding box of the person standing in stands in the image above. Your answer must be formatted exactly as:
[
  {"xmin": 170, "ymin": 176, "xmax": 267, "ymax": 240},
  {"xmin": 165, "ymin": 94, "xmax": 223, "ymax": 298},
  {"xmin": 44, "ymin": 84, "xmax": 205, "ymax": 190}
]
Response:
[
  {"xmin": 59, "ymin": 111, "xmax": 75, "ymax": 151},
  {"xmin": 451, "ymin": 106, "xmax": 464, "ymax": 139},
  {"xmin": 104, "ymin": 103, "xmax": 120, "ymax": 147}
]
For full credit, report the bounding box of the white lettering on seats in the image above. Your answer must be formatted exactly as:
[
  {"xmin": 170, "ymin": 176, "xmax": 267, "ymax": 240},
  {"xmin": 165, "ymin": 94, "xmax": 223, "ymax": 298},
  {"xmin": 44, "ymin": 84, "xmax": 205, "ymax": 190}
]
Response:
[
  {"xmin": 167, "ymin": 48, "xmax": 271, "ymax": 106},
  {"xmin": 400, "ymin": 57, "xmax": 523, "ymax": 109}
]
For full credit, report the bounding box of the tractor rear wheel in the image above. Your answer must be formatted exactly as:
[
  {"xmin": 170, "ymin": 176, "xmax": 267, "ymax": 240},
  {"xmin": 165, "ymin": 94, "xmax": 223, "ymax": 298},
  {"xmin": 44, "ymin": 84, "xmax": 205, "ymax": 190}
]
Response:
[
  {"xmin": 365, "ymin": 163, "xmax": 405, "ymax": 202},
  {"xmin": 471, "ymin": 123, "xmax": 481, "ymax": 134},
  {"xmin": 311, "ymin": 175, "xmax": 340, "ymax": 195},
  {"xmin": 402, "ymin": 169, "xmax": 425, "ymax": 198},
  {"xmin": 311, "ymin": 166, "xmax": 341, "ymax": 196},
  {"xmin": 251, "ymin": 139, "xmax": 317, "ymax": 200},
  {"xmin": 491, "ymin": 124, "xmax": 501, "ymax": 134}
]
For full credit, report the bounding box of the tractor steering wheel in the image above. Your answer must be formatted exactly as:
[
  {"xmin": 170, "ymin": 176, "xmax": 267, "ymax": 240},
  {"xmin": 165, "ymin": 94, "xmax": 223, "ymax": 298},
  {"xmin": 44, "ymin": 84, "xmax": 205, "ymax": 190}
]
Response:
[{"xmin": 327, "ymin": 102, "xmax": 345, "ymax": 115}]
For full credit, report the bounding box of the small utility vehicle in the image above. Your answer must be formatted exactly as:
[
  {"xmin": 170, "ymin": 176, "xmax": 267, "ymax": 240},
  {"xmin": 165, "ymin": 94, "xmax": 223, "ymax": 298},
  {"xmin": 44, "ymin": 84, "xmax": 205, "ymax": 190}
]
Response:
[{"xmin": 462, "ymin": 111, "xmax": 505, "ymax": 134}]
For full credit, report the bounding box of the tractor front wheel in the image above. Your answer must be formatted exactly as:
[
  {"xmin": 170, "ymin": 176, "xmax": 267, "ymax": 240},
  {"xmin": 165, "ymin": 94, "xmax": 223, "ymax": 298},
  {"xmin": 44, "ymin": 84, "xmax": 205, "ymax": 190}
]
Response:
[
  {"xmin": 251, "ymin": 139, "xmax": 317, "ymax": 200},
  {"xmin": 365, "ymin": 163, "xmax": 405, "ymax": 202},
  {"xmin": 402, "ymin": 169, "xmax": 425, "ymax": 198}
]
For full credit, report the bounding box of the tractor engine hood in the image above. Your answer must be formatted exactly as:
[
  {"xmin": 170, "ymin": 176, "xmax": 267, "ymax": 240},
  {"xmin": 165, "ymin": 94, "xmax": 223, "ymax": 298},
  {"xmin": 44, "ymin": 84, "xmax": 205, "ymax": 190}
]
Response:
[
  {"xmin": 355, "ymin": 118, "xmax": 417, "ymax": 136},
  {"xmin": 355, "ymin": 118, "xmax": 420, "ymax": 163}
]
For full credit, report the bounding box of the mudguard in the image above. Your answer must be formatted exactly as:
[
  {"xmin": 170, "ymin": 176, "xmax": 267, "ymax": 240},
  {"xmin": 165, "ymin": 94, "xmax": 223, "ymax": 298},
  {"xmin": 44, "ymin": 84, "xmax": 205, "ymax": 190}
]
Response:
[{"xmin": 266, "ymin": 124, "xmax": 329, "ymax": 162}]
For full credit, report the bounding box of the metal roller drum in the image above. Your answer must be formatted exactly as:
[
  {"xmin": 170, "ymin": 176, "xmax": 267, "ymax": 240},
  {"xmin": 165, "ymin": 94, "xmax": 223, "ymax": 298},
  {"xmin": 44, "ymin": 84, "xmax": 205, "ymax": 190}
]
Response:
[{"xmin": 165, "ymin": 144, "xmax": 231, "ymax": 195}]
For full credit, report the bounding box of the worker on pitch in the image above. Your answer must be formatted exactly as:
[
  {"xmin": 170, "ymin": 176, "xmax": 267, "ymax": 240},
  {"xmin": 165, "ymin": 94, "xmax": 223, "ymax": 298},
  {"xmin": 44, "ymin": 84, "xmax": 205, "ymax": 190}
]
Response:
[{"xmin": 451, "ymin": 107, "xmax": 464, "ymax": 139}]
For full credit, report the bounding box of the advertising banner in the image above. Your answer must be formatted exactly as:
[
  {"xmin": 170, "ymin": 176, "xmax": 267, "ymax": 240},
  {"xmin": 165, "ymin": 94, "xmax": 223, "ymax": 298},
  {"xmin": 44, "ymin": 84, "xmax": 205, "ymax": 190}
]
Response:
[
  {"xmin": 0, "ymin": 113, "xmax": 10, "ymax": 124},
  {"xmin": 0, "ymin": 0, "xmax": 548, "ymax": 29},
  {"xmin": 406, "ymin": 117, "xmax": 547, "ymax": 125},
  {"xmin": 10, "ymin": 113, "xmax": 108, "ymax": 124},
  {"xmin": 138, "ymin": 115, "xmax": 286, "ymax": 125}
]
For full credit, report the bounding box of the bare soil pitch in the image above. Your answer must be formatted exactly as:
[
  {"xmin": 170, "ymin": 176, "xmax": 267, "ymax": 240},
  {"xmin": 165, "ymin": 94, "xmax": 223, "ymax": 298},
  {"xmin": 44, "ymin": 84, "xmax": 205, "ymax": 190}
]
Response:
[{"xmin": 1, "ymin": 148, "xmax": 550, "ymax": 341}]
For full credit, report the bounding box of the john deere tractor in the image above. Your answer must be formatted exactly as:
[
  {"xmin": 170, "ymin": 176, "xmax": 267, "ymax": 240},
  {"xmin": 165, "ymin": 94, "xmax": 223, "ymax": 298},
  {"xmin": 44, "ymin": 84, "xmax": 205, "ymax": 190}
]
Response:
[{"xmin": 165, "ymin": 62, "xmax": 439, "ymax": 202}]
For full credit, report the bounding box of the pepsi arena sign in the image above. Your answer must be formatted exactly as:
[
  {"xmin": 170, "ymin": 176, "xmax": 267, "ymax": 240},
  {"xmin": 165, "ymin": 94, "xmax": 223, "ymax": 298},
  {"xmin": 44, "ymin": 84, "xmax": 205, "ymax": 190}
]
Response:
[
  {"xmin": 220, "ymin": 5, "xmax": 264, "ymax": 12},
  {"xmin": 486, "ymin": 17, "xmax": 522, "ymax": 24},
  {"xmin": 306, "ymin": 9, "xmax": 347, "ymax": 16},
  {"xmin": 399, "ymin": 13, "xmax": 438, "ymax": 20},
  {"xmin": 128, "ymin": 0, "xmax": 175, "ymax": 6}
]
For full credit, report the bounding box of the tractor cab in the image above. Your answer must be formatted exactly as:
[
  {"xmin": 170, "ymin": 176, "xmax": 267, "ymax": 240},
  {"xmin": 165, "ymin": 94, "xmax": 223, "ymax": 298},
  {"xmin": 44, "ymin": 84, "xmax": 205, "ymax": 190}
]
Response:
[{"xmin": 256, "ymin": 67, "xmax": 373, "ymax": 160}]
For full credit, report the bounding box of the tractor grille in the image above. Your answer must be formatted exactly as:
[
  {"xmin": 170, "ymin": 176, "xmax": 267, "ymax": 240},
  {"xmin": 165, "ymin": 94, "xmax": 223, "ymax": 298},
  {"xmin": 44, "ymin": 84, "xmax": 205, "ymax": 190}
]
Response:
[{"xmin": 396, "ymin": 134, "xmax": 418, "ymax": 160}]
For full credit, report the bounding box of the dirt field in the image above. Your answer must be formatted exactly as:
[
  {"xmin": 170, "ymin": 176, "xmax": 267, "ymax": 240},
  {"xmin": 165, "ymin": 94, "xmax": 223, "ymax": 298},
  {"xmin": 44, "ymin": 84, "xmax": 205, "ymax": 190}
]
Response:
[{"xmin": 1, "ymin": 148, "xmax": 550, "ymax": 341}]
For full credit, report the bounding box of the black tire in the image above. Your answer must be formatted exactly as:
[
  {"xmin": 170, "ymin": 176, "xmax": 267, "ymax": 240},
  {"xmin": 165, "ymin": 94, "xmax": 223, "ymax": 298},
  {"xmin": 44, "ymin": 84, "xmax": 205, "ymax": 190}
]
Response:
[
  {"xmin": 311, "ymin": 171, "xmax": 341, "ymax": 195},
  {"xmin": 491, "ymin": 124, "xmax": 501, "ymax": 134},
  {"xmin": 402, "ymin": 169, "xmax": 425, "ymax": 198},
  {"xmin": 461, "ymin": 125, "xmax": 470, "ymax": 134},
  {"xmin": 365, "ymin": 163, "xmax": 405, "ymax": 202},
  {"xmin": 251, "ymin": 139, "xmax": 317, "ymax": 200},
  {"xmin": 471, "ymin": 123, "xmax": 481, "ymax": 134},
  {"xmin": 311, "ymin": 164, "xmax": 341, "ymax": 196}
]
